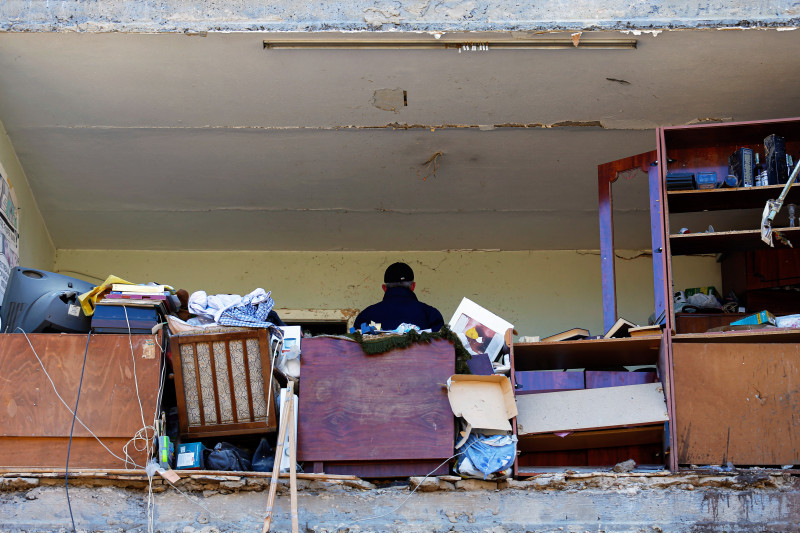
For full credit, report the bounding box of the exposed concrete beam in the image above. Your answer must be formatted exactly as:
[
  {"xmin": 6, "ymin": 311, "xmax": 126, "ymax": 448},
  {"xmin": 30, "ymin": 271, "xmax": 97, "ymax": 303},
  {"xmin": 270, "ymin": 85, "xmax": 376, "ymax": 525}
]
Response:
[
  {"xmin": 1, "ymin": 1, "xmax": 799, "ymax": 33},
  {"xmin": 2, "ymin": 470, "xmax": 799, "ymax": 532}
]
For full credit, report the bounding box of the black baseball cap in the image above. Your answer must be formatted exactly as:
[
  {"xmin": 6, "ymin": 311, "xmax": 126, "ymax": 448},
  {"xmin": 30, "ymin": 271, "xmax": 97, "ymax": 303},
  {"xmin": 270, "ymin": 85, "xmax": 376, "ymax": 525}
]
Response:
[{"xmin": 384, "ymin": 262, "xmax": 414, "ymax": 283}]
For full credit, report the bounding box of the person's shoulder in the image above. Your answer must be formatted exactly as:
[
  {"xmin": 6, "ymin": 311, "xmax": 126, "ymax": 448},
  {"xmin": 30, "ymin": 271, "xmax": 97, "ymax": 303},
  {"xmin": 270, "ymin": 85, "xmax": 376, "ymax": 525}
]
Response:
[
  {"xmin": 420, "ymin": 300, "xmax": 444, "ymax": 318},
  {"xmin": 355, "ymin": 300, "xmax": 382, "ymax": 322}
]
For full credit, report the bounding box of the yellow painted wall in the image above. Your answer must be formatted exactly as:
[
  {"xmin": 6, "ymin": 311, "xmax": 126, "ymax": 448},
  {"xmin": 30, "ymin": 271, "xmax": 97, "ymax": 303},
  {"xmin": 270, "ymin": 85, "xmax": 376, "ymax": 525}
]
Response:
[
  {"xmin": 0, "ymin": 120, "xmax": 55, "ymax": 269},
  {"xmin": 55, "ymin": 249, "xmax": 720, "ymax": 338}
]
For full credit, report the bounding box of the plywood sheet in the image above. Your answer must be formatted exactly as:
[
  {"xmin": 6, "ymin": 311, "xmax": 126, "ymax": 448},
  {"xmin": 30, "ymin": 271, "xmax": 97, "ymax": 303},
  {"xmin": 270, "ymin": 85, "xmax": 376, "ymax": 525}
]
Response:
[
  {"xmin": 515, "ymin": 383, "xmax": 669, "ymax": 436},
  {"xmin": 673, "ymin": 342, "xmax": 800, "ymax": 466},
  {"xmin": 297, "ymin": 337, "xmax": 454, "ymax": 463},
  {"xmin": 0, "ymin": 333, "xmax": 161, "ymax": 468}
]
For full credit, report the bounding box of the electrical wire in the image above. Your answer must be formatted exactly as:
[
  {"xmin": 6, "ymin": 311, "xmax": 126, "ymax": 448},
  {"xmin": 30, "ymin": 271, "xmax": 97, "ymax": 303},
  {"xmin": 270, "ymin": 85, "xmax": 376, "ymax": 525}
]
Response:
[
  {"xmin": 65, "ymin": 331, "xmax": 92, "ymax": 533},
  {"xmin": 19, "ymin": 325, "xmax": 221, "ymax": 528},
  {"xmin": 146, "ymin": 323, "xmax": 170, "ymax": 533},
  {"xmin": 123, "ymin": 306, "xmax": 150, "ymax": 438},
  {"xmin": 18, "ymin": 329, "xmax": 144, "ymax": 467},
  {"xmin": 121, "ymin": 305, "xmax": 167, "ymax": 533}
]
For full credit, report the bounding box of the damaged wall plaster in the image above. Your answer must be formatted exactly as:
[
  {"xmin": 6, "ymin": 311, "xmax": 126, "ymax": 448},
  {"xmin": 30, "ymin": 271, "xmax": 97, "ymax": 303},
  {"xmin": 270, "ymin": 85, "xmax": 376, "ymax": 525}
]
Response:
[
  {"xmin": 54, "ymin": 249, "xmax": 721, "ymax": 341},
  {"xmin": 1, "ymin": 470, "xmax": 799, "ymax": 532},
  {"xmin": 1, "ymin": 1, "xmax": 799, "ymax": 32},
  {"xmin": 371, "ymin": 88, "xmax": 407, "ymax": 112}
]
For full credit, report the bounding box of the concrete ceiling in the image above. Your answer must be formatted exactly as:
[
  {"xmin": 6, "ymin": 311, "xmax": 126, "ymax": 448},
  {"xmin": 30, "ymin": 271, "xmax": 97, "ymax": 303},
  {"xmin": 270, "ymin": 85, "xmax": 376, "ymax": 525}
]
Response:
[{"xmin": 0, "ymin": 29, "xmax": 799, "ymax": 252}]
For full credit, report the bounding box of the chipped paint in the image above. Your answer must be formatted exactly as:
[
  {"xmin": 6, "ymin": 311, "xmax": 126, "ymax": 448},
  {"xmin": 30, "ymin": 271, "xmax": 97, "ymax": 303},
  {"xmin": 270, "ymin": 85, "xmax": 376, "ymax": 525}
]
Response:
[{"xmin": 371, "ymin": 88, "xmax": 406, "ymax": 112}]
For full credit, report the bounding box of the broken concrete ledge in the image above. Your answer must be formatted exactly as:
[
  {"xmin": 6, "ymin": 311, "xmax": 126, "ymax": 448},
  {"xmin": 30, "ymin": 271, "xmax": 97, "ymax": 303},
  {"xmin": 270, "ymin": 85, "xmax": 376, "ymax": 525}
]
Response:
[
  {"xmin": 1, "ymin": 1, "xmax": 800, "ymax": 33},
  {"xmin": 2, "ymin": 470, "xmax": 799, "ymax": 532}
]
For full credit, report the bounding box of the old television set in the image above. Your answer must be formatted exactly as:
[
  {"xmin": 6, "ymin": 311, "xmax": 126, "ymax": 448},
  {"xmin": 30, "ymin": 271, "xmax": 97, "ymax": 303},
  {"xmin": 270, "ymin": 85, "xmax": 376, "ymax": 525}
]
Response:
[{"xmin": 0, "ymin": 267, "xmax": 94, "ymax": 333}]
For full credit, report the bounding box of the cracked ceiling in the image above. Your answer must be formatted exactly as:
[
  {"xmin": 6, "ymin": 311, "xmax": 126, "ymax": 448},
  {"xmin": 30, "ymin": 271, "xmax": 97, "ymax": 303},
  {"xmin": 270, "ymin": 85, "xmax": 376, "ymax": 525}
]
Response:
[{"xmin": 0, "ymin": 29, "xmax": 799, "ymax": 251}]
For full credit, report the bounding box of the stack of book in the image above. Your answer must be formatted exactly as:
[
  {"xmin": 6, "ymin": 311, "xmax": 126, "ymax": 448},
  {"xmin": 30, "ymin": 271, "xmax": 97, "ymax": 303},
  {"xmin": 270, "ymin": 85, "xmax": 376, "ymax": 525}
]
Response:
[{"xmin": 92, "ymin": 284, "xmax": 170, "ymax": 334}]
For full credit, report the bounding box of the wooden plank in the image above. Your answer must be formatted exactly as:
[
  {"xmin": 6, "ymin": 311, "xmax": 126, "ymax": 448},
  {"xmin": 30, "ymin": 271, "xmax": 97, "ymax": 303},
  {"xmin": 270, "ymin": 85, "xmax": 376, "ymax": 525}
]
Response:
[
  {"xmin": 0, "ymin": 334, "xmax": 159, "ymax": 440},
  {"xmin": 316, "ymin": 460, "xmax": 449, "ymax": 478},
  {"xmin": 674, "ymin": 313, "xmax": 748, "ymax": 334},
  {"xmin": 518, "ymin": 425, "xmax": 664, "ymax": 452},
  {"xmin": 669, "ymin": 226, "xmax": 800, "ymax": 255},
  {"xmin": 242, "ymin": 336, "xmax": 255, "ymax": 421},
  {"xmin": 263, "ymin": 382, "xmax": 293, "ymax": 533},
  {"xmin": 297, "ymin": 338, "xmax": 454, "ymax": 465},
  {"xmin": 667, "ymin": 183, "xmax": 800, "ymax": 213},
  {"xmin": 515, "ymin": 383, "xmax": 669, "ymax": 436},
  {"xmin": 514, "ymin": 370, "xmax": 583, "ymax": 394},
  {"xmin": 586, "ymin": 444, "xmax": 663, "ymax": 467},
  {"xmin": 662, "ymin": 117, "xmax": 800, "ymax": 150},
  {"xmin": 191, "ymin": 343, "xmax": 205, "ymax": 426},
  {"xmin": 517, "ymin": 443, "xmax": 663, "ymax": 470},
  {"xmin": 0, "ymin": 437, "xmax": 149, "ymax": 469},
  {"xmin": 224, "ymin": 340, "xmax": 238, "ymax": 424},
  {"xmin": 673, "ymin": 328, "xmax": 800, "ymax": 343},
  {"xmin": 672, "ymin": 342, "xmax": 800, "ymax": 466},
  {"xmin": 585, "ymin": 371, "xmax": 657, "ymax": 389}
]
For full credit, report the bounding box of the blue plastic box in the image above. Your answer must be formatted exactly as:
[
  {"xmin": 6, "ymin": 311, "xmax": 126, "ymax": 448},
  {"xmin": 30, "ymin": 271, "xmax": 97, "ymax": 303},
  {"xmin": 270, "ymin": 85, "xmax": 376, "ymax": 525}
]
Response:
[{"xmin": 176, "ymin": 442, "xmax": 205, "ymax": 470}]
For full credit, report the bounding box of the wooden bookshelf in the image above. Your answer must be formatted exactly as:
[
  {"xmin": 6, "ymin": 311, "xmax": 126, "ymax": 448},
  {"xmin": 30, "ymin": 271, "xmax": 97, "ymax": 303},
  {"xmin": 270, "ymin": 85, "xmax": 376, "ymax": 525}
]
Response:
[
  {"xmin": 667, "ymin": 183, "xmax": 800, "ymax": 213},
  {"xmin": 512, "ymin": 336, "xmax": 661, "ymax": 371}
]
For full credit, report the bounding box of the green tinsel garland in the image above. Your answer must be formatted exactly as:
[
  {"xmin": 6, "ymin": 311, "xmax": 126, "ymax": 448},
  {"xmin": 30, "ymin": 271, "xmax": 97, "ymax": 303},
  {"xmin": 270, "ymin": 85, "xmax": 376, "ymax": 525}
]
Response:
[{"xmin": 349, "ymin": 324, "xmax": 473, "ymax": 374}]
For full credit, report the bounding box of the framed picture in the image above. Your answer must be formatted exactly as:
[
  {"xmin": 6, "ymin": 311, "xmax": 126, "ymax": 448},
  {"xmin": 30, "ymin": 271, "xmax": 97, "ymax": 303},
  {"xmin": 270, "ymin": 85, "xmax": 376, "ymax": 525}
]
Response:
[{"xmin": 448, "ymin": 297, "xmax": 514, "ymax": 363}]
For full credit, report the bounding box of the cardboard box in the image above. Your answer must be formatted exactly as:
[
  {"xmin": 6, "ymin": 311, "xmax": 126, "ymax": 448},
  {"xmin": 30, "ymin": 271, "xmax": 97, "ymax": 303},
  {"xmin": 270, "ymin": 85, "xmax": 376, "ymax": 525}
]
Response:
[
  {"xmin": 176, "ymin": 442, "xmax": 205, "ymax": 470},
  {"xmin": 447, "ymin": 374, "xmax": 517, "ymax": 434},
  {"xmin": 448, "ymin": 298, "xmax": 514, "ymax": 363},
  {"xmin": 730, "ymin": 310, "xmax": 776, "ymax": 326}
]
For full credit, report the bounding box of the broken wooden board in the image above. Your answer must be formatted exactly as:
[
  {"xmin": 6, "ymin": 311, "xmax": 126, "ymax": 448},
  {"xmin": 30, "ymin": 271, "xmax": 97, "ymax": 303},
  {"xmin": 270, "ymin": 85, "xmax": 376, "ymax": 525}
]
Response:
[
  {"xmin": 673, "ymin": 341, "xmax": 800, "ymax": 466},
  {"xmin": 515, "ymin": 382, "xmax": 669, "ymax": 436}
]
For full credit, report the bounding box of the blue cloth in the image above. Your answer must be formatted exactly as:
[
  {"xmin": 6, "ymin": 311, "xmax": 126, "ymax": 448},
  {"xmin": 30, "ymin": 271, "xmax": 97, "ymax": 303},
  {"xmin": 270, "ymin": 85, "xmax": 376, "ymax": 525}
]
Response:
[
  {"xmin": 457, "ymin": 433, "xmax": 516, "ymax": 479},
  {"xmin": 217, "ymin": 289, "xmax": 281, "ymax": 337},
  {"xmin": 354, "ymin": 286, "xmax": 444, "ymax": 332}
]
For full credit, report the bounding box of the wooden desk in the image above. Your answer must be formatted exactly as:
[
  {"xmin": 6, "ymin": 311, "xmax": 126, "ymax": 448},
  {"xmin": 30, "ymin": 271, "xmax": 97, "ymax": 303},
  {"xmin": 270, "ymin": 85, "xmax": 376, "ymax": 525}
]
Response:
[
  {"xmin": 0, "ymin": 333, "xmax": 161, "ymax": 469},
  {"xmin": 297, "ymin": 337, "xmax": 455, "ymax": 478}
]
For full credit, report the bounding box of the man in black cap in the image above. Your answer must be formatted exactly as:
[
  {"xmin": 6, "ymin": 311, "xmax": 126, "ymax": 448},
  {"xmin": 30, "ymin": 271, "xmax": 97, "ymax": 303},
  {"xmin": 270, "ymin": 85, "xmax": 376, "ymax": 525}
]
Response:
[{"xmin": 354, "ymin": 262, "xmax": 444, "ymax": 332}]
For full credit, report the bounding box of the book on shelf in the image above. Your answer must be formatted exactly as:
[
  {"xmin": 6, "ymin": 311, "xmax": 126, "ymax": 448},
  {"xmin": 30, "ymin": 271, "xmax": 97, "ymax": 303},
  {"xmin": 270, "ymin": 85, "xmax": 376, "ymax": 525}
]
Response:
[
  {"xmin": 541, "ymin": 327, "xmax": 591, "ymax": 342},
  {"xmin": 628, "ymin": 324, "xmax": 663, "ymax": 337},
  {"xmin": 111, "ymin": 283, "xmax": 166, "ymax": 294},
  {"xmin": 97, "ymin": 297, "xmax": 165, "ymax": 309},
  {"xmin": 603, "ymin": 317, "xmax": 636, "ymax": 339},
  {"xmin": 106, "ymin": 293, "xmax": 168, "ymax": 300}
]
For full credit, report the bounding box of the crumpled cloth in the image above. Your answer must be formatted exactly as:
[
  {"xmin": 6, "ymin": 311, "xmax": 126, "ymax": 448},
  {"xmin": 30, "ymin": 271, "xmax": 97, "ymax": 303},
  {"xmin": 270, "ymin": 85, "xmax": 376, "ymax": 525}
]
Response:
[
  {"xmin": 188, "ymin": 288, "xmax": 280, "ymax": 331},
  {"xmin": 218, "ymin": 289, "xmax": 277, "ymax": 329},
  {"xmin": 188, "ymin": 291, "xmax": 242, "ymax": 322},
  {"xmin": 455, "ymin": 433, "xmax": 517, "ymax": 479}
]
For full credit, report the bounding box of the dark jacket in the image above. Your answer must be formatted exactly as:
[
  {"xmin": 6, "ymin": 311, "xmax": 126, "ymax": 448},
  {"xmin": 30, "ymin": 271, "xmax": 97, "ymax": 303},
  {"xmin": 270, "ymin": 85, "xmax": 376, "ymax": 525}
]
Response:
[{"xmin": 354, "ymin": 286, "xmax": 444, "ymax": 332}]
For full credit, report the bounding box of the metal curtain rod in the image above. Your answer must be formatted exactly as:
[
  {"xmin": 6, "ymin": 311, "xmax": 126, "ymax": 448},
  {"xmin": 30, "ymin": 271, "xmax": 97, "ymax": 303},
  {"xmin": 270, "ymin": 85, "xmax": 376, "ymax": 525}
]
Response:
[{"xmin": 262, "ymin": 39, "xmax": 637, "ymax": 50}]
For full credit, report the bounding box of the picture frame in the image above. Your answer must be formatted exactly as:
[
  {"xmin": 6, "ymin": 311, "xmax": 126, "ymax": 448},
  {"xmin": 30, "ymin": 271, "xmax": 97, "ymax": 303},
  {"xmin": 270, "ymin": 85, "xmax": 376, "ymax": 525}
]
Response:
[{"xmin": 448, "ymin": 297, "xmax": 514, "ymax": 363}]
